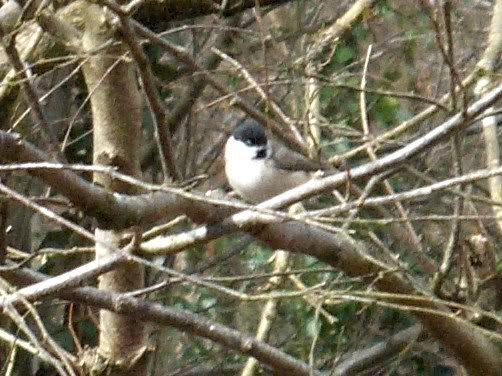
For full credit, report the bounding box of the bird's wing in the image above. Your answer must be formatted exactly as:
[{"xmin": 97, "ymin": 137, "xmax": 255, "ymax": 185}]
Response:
[{"xmin": 269, "ymin": 143, "xmax": 325, "ymax": 172}]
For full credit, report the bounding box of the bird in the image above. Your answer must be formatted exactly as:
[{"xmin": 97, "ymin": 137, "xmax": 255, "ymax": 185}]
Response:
[{"xmin": 224, "ymin": 120, "xmax": 327, "ymax": 203}]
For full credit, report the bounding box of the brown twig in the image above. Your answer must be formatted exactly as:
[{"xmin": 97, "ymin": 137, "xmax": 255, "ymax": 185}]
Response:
[
  {"xmin": 432, "ymin": 134, "xmax": 465, "ymax": 293},
  {"xmin": 131, "ymin": 20, "xmax": 310, "ymax": 156},
  {"xmin": 3, "ymin": 265, "xmax": 323, "ymax": 376},
  {"xmin": 0, "ymin": 25, "xmax": 60, "ymax": 158},
  {"xmin": 333, "ymin": 325, "xmax": 423, "ymax": 374},
  {"xmin": 359, "ymin": 45, "xmax": 436, "ymax": 274},
  {"xmin": 103, "ymin": 1, "xmax": 181, "ymax": 182},
  {"xmin": 309, "ymin": 166, "xmax": 502, "ymax": 218}
]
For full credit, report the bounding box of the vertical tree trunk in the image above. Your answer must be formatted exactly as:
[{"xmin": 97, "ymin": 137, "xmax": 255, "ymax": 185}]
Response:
[{"xmin": 81, "ymin": 4, "xmax": 147, "ymax": 375}]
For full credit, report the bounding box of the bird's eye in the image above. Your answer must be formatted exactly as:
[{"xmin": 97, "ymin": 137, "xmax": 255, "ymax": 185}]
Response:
[
  {"xmin": 256, "ymin": 148, "xmax": 266, "ymax": 159},
  {"xmin": 245, "ymin": 139, "xmax": 254, "ymax": 146}
]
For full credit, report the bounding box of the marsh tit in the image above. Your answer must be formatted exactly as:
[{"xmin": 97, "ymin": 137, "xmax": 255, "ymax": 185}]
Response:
[{"xmin": 224, "ymin": 120, "xmax": 327, "ymax": 203}]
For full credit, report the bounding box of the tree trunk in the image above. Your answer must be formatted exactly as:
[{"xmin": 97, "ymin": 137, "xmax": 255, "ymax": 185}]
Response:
[{"xmin": 81, "ymin": 4, "xmax": 147, "ymax": 375}]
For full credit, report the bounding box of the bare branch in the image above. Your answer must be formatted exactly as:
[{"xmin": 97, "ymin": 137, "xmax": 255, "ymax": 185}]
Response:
[
  {"xmin": 333, "ymin": 325, "xmax": 423, "ymax": 375},
  {"xmin": 0, "ymin": 84, "xmax": 501, "ymax": 230},
  {"xmin": 110, "ymin": 3, "xmax": 180, "ymax": 181},
  {"xmin": 2, "ymin": 265, "xmax": 323, "ymax": 376}
]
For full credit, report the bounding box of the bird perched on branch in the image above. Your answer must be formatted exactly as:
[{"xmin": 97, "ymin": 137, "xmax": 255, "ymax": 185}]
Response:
[{"xmin": 224, "ymin": 120, "xmax": 330, "ymax": 203}]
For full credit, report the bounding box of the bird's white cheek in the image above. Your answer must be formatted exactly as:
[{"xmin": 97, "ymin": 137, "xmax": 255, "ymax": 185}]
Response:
[
  {"xmin": 224, "ymin": 138, "xmax": 266, "ymax": 200},
  {"xmin": 225, "ymin": 157, "xmax": 265, "ymax": 196}
]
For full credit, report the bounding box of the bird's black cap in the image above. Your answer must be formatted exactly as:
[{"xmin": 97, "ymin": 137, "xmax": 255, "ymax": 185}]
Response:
[{"xmin": 233, "ymin": 120, "xmax": 267, "ymax": 146}]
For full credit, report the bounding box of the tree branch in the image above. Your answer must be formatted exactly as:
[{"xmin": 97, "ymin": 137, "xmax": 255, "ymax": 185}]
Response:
[
  {"xmin": 0, "ymin": 84, "xmax": 501, "ymax": 230},
  {"xmin": 1, "ymin": 265, "xmax": 322, "ymax": 376},
  {"xmin": 333, "ymin": 325, "xmax": 423, "ymax": 375}
]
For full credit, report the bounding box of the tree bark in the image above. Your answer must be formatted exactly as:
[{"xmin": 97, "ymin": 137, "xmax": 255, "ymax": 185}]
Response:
[{"xmin": 81, "ymin": 4, "xmax": 147, "ymax": 375}]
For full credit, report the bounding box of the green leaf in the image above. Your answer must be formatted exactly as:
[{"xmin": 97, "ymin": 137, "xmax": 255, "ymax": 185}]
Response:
[
  {"xmin": 373, "ymin": 96, "xmax": 400, "ymax": 127},
  {"xmin": 335, "ymin": 46, "xmax": 355, "ymax": 64}
]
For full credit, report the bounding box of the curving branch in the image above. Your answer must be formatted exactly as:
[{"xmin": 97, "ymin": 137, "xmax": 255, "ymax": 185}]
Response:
[
  {"xmin": 118, "ymin": 14, "xmax": 181, "ymax": 181},
  {"xmin": 1, "ymin": 168, "xmax": 502, "ymax": 374},
  {"xmin": 333, "ymin": 325, "xmax": 423, "ymax": 375},
  {"xmin": 0, "ymin": 83, "xmax": 501, "ymax": 229},
  {"xmin": 474, "ymin": 0, "xmax": 502, "ymax": 233},
  {"xmin": 2, "ymin": 265, "xmax": 322, "ymax": 376}
]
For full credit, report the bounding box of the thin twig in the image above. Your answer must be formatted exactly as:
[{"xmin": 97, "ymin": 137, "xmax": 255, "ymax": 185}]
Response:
[
  {"xmin": 359, "ymin": 44, "xmax": 436, "ymax": 273},
  {"xmin": 0, "ymin": 25, "xmax": 60, "ymax": 158},
  {"xmin": 115, "ymin": 9, "xmax": 180, "ymax": 181}
]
